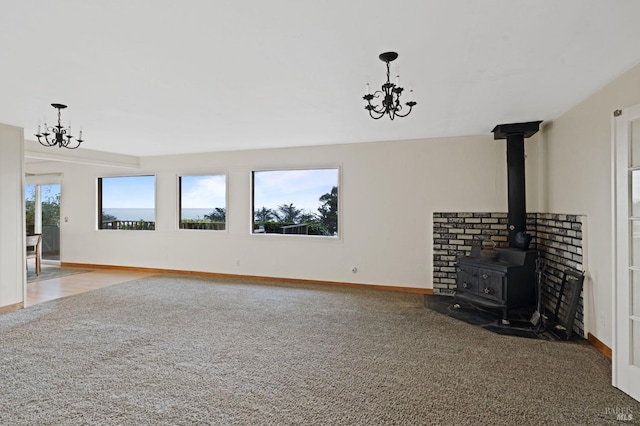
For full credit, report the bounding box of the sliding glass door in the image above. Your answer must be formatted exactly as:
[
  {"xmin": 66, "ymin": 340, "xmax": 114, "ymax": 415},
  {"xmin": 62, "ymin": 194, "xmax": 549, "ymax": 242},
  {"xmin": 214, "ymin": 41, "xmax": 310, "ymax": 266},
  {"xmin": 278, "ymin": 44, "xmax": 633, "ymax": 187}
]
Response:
[{"xmin": 25, "ymin": 183, "xmax": 61, "ymax": 262}]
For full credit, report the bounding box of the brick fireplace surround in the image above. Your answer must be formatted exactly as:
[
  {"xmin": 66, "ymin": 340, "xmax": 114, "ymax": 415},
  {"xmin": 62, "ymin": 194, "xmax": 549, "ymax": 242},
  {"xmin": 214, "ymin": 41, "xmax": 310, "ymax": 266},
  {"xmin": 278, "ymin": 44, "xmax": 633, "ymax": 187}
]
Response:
[{"xmin": 432, "ymin": 212, "xmax": 585, "ymax": 337}]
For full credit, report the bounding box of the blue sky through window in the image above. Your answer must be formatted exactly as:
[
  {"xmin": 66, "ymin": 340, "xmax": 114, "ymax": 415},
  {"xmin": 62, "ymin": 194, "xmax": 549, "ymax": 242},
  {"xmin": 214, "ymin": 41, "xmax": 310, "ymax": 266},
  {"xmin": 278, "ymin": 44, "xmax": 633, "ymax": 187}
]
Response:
[
  {"xmin": 253, "ymin": 169, "xmax": 338, "ymax": 214},
  {"xmin": 25, "ymin": 185, "xmax": 35, "ymax": 202},
  {"xmin": 181, "ymin": 175, "xmax": 226, "ymax": 209},
  {"xmin": 102, "ymin": 176, "xmax": 155, "ymax": 208},
  {"xmin": 99, "ymin": 171, "xmax": 337, "ymax": 215}
]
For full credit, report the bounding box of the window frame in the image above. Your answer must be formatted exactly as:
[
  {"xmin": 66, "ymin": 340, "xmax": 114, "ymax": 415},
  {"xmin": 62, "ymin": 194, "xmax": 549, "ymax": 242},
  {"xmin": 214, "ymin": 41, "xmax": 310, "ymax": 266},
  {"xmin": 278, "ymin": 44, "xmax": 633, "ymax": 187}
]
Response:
[
  {"xmin": 250, "ymin": 166, "xmax": 341, "ymax": 239},
  {"xmin": 177, "ymin": 172, "xmax": 228, "ymax": 232},
  {"xmin": 97, "ymin": 174, "xmax": 157, "ymax": 231}
]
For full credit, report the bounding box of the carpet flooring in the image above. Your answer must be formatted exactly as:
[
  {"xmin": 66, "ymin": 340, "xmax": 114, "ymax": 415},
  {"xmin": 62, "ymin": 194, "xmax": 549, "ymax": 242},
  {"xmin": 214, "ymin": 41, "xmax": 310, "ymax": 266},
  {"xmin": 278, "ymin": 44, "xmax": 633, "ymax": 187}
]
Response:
[{"xmin": 1, "ymin": 274, "xmax": 638, "ymax": 425}]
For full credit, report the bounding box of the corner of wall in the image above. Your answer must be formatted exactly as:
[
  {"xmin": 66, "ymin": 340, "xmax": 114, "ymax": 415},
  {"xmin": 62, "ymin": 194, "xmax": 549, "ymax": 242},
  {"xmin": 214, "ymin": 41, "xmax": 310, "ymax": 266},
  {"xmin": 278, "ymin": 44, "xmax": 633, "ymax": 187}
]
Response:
[{"xmin": 0, "ymin": 123, "xmax": 26, "ymax": 308}]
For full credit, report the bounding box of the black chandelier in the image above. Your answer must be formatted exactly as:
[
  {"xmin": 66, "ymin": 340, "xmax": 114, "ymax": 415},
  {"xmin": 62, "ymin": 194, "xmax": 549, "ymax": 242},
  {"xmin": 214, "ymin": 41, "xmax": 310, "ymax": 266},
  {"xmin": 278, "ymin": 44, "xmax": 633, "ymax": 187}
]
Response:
[
  {"xmin": 363, "ymin": 52, "xmax": 416, "ymax": 120},
  {"xmin": 35, "ymin": 103, "xmax": 84, "ymax": 149}
]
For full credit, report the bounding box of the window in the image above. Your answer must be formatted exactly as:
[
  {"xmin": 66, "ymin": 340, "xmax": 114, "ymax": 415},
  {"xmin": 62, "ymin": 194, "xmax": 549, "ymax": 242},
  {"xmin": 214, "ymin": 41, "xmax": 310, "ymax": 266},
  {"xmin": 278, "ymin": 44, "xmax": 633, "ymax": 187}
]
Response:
[
  {"xmin": 98, "ymin": 176, "xmax": 155, "ymax": 230},
  {"xmin": 252, "ymin": 168, "xmax": 338, "ymax": 236},
  {"xmin": 25, "ymin": 185, "xmax": 36, "ymax": 235},
  {"xmin": 179, "ymin": 174, "xmax": 227, "ymax": 230}
]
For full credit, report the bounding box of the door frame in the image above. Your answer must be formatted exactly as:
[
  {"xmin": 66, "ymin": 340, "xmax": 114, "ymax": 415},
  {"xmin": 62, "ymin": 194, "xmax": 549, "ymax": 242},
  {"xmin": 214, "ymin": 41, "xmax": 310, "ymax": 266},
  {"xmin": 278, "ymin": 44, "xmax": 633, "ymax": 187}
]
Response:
[
  {"xmin": 25, "ymin": 173, "xmax": 62, "ymax": 265},
  {"xmin": 612, "ymin": 105, "xmax": 640, "ymax": 402}
]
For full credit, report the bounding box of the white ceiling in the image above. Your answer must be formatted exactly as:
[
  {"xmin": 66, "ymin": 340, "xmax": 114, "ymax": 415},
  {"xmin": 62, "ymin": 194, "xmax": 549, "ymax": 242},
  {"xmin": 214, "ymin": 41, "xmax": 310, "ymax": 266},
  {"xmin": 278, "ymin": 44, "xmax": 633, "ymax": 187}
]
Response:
[{"xmin": 2, "ymin": 1, "xmax": 640, "ymax": 157}]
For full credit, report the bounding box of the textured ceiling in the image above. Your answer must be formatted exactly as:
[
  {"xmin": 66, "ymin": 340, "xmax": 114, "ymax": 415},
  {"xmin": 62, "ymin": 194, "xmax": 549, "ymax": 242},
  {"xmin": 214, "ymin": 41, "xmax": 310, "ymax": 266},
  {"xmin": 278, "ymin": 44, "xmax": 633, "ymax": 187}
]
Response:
[{"xmin": 2, "ymin": 1, "xmax": 640, "ymax": 157}]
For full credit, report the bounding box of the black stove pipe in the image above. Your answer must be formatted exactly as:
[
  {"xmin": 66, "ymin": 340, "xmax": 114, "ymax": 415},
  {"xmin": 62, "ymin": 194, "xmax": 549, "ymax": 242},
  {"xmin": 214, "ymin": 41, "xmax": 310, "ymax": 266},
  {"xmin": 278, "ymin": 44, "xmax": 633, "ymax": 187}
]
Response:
[
  {"xmin": 506, "ymin": 132, "xmax": 526, "ymax": 246},
  {"xmin": 492, "ymin": 121, "xmax": 542, "ymax": 248}
]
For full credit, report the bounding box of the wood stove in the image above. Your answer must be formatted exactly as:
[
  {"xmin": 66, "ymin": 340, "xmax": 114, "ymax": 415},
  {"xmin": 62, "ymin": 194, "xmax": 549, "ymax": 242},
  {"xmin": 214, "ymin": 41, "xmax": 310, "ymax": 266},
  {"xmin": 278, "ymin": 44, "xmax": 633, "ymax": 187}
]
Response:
[
  {"xmin": 456, "ymin": 248, "xmax": 537, "ymax": 323},
  {"xmin": 454, "ymin": 121, "xmax": 541, "ymax": 323}
]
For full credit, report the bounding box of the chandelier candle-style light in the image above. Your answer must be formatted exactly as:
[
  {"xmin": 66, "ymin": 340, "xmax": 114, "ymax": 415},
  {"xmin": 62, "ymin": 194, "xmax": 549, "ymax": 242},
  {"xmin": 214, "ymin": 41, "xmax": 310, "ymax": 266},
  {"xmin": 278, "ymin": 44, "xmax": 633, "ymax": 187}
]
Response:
[
  {"xmin": 363, "ymin": 52, "xmax": 416, "ymax": 120},
  {"xmin": 35, "ymin": 103, "xmax": 84, "ymax": 149}
]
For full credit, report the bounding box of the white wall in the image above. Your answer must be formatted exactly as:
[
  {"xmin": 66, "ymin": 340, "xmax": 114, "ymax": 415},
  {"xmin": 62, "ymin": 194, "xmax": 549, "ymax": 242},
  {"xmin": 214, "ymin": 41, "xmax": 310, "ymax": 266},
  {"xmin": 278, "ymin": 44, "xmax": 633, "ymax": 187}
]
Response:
[
  {"xmin": 0, "ymin": 123, "xmax": 24, "ymax": 309},
  {"xmin": 26, "ymin": 133, "xmax": 530, "ymax": 289},
  {"xmin": 542, "ymin": 62, "xmax": 640, "ymax": 347}
]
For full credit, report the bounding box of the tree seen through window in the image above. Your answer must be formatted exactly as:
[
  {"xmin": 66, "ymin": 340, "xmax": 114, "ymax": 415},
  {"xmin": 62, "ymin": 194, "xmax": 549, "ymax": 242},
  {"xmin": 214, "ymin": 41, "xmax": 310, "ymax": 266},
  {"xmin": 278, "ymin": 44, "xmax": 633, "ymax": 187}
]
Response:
[{"xmin": 252, "ymin": 169, "xmax": 339, "ymax": 236}]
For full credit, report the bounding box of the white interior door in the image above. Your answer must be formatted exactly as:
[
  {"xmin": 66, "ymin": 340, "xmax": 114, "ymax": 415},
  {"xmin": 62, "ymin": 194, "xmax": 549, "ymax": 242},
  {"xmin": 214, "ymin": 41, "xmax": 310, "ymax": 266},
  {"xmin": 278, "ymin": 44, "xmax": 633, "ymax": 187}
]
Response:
[{"xmin": 613, "ymin": 105, "xmax": 640, "ymax": 402}]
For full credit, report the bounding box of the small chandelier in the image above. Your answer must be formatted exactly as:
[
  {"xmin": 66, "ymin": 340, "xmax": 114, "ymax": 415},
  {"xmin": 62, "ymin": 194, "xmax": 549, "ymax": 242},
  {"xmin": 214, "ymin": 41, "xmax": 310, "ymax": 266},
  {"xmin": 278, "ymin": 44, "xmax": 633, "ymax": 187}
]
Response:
[
  {"xmin": 35, "ymin": 103, "xmax": 84, "ymax": 149},
  {"xmin": 363, "ymin": 52, "xmax": 416, "ymax": 120}
]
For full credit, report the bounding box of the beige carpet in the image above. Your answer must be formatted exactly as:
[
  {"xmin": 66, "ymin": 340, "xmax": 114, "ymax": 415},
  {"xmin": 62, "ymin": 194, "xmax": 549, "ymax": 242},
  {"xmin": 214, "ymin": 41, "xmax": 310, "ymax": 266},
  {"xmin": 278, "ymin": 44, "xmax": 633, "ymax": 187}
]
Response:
[{"xmin": 0, "ymin": 274, "xmax": 638, "ymax": 425}]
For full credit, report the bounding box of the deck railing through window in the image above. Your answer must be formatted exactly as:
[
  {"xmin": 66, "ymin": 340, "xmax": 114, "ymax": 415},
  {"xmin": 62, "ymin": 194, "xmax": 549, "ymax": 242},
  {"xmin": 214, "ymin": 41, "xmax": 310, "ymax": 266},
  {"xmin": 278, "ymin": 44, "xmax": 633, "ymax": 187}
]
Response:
[
  {"xmin": 280, "ymin": 224, "xmax": 308, "ymax": 234},
  {"xmin": 101, "ymin": 220, "xmax": 155, "ymax": 230},
  {"xmin": 180, "ymin": 222, "xmax": 226, "ymax": 230}
]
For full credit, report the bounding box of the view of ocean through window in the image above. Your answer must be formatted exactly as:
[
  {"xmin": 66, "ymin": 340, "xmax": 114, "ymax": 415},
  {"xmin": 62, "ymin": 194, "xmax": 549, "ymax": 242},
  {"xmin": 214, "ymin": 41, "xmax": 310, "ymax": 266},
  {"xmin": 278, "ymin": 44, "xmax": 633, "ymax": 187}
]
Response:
[
  {"xmin": 98, "ymin": 175, "xmax": 156, "ymax": 230},
  {"xmin": 103, "ymin": 208, "xmax": 215, "ymax": 222},
  {"xmin": 179, "ymin": 174, "xmax": 227, "ymax": 230}
]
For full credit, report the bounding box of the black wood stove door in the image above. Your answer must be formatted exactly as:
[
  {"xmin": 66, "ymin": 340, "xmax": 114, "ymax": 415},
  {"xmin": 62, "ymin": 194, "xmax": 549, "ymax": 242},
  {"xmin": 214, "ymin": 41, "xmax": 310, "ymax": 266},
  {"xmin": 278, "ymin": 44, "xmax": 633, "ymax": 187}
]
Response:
[
  {"xmin": 456, "ymin": 266, "xmax": 478, "ymax": 294},
  {"xmin": 478, "ymin": 270, "xmax": 504, "ymax": 302}
]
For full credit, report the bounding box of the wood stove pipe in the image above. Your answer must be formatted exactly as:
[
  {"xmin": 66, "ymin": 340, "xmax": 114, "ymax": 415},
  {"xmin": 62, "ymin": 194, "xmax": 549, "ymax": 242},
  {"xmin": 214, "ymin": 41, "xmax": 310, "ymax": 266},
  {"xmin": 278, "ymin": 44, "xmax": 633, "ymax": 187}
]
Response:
[{"xmin": 492, "ymin": 121, "xmax": 542, "ymax": 248}]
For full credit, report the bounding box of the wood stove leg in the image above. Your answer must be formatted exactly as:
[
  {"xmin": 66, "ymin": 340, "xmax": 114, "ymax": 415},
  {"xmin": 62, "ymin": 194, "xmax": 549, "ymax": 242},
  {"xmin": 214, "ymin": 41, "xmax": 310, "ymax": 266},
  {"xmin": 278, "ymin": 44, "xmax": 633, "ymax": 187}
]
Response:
[{"xmin": 502, "ymin": 307, "xmax": 510, "ymax": 325}]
